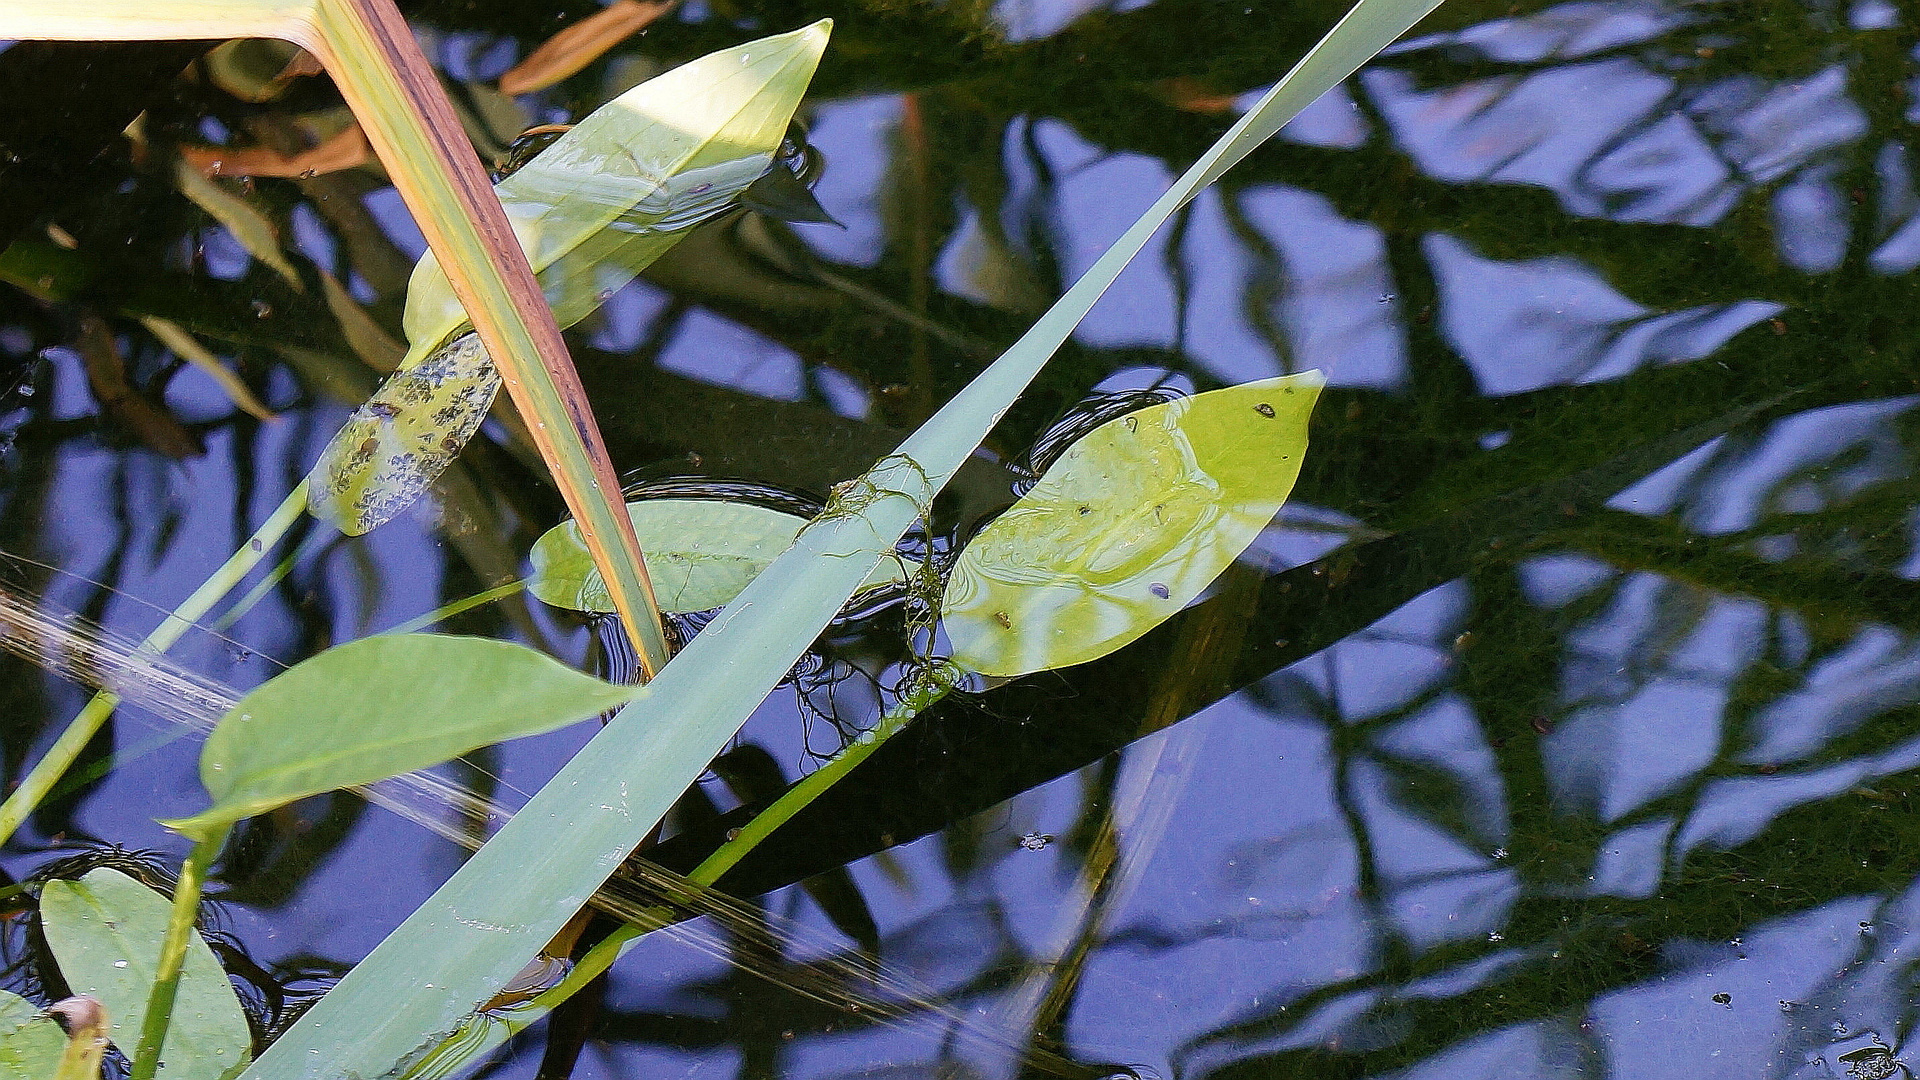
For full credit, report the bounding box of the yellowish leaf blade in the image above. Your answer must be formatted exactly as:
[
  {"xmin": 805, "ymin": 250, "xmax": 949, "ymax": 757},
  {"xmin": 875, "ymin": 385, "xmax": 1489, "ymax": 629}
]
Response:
[
  {"xmin": 400, "ymin": 19, "xmax": 831, "ymax": 362},
  {"xmin": 172, "ymin": 159, "xmax": 304, "ymax": 289},
  {"xmin": 138, "ymin": 316, "xmax": 280, "ymax": 422},
  {"xmin": 943, "ymin": 372, "xmax": 1326, "ymax": 677}
]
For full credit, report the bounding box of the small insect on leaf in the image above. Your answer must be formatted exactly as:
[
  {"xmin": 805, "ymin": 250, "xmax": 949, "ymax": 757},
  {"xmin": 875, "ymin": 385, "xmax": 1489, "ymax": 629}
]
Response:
[{"xmin": 942, "ymin": 371, "xmax": 1325, "ymax": 677}]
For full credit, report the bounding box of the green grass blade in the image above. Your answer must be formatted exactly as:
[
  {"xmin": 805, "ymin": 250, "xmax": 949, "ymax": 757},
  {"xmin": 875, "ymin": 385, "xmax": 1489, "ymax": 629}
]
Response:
[
  {"xmin": 244, "ymin": 1, "xmax": 1444, "ymax": 1076},
  {"xmin": 306, "ymin": 0, "xmax": 673, "ymax": 672}
]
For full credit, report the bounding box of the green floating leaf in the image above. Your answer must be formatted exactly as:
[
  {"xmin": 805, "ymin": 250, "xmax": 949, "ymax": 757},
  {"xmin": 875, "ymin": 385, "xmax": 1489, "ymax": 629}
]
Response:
[
  {"xmin": 942, "ymin": 372, "xmax": 1325, "ymax": 677},
  {"xmin": 529, "ymin": 499, "xmax": 909, "ymax": 615},
  {"xmin": 307, "ymin": 22, "xmax": 829, "ymax": 535},
  {"xmin": 38, "ymin": 870, "xmax": 249, "ymax": 1080},
  {"xmin": 0, "ymin": 990, "xmax": 64, "ymax": 1079},
  {"xmin": 164, "ymin": 635, "xmax": 639, "ymax": 838}
]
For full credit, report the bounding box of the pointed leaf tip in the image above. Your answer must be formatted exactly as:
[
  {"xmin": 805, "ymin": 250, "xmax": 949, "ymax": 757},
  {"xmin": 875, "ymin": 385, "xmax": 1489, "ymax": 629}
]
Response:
[{"xmin": 168, "ymin": 635, "xmax": 642, "ymax": 835}]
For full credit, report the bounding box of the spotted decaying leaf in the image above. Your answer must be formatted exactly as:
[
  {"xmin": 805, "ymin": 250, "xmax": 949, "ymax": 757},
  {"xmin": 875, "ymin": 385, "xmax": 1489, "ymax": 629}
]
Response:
[
  {"xmin": 941, "ymin": 372, "xmax": 1325, "ymax": 678},
  {"xmin": 310, "ymin": 333, "xmax": 499, "ymax": 535}
]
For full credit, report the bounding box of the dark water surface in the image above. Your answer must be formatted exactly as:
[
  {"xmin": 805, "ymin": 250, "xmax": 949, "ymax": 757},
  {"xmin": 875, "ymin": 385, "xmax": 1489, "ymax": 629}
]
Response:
[{"xmin": 0, "ymin": 0, "xmax": 1915, "ymax": 1077}]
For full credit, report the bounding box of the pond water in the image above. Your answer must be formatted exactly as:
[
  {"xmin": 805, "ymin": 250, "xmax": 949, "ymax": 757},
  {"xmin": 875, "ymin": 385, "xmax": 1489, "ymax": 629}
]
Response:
[{"xmin": 0, "ymin": 0, "xmax": 1914, "ymax": 1077}]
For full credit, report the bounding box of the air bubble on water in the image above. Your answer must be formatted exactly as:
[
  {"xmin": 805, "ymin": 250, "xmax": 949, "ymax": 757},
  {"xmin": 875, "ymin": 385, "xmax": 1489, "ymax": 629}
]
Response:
[
  {"xmin": 113, "ymin": 960, "xmax": 128, "ymax": 968},
  {"xmin": 1488, "ymin": 931, "xmax": 1505, "ymax": 942},
  {"xmin": 1018, "ymin": 832, "xmax": 1052, "ymax": 851},
  {"xmin": 1491, "ymin": 847, "xmax": 1508, "ymax": 859}
]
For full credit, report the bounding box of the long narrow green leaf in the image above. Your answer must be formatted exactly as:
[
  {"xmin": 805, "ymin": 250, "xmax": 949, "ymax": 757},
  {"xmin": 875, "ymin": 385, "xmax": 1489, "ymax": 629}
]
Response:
[{"xmin": 245, "ymin": 1, "xmax": 1444, "ymax": 1076}]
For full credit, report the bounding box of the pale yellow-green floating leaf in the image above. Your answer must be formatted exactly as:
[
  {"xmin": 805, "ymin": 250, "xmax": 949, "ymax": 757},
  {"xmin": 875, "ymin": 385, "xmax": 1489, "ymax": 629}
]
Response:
[
  {"xmin": 942, "ymin": 371, "xmax": 1325, "ymax": 677},
  {"xmin": 530, "ymin": 498, "xmax": 909, "ymax": 615},
  {"xmin": 401, "ymin": 20, "xmax": 831, "ymax": 362}
]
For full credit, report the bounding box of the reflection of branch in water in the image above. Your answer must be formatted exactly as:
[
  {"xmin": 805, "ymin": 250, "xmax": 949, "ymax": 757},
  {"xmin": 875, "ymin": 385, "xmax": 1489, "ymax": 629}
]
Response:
[{"xmin": 0, "ymin": 571, "xmax": 1102, "ymax": 1076}]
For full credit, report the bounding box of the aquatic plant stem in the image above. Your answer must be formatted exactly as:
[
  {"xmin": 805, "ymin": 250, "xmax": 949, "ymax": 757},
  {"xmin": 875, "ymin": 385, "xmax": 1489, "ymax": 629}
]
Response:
[
  {"xmin": 552, "ymin": 673, "xmax": 958, "ymax": 993},
  {"xmin": 693, "ymin": 666, "xmax": 960, "ymax": 885},
  {"xmin": 210, "ymin": 527, "xmax": 331, "ymax": 634},
  {"xmin": 384, "ymin": 579, "xmax": 529, "ymax": 636},
  {"xmin": 0, "ymin": 482, "xmax": 310, "ymax": 847},
  {"xmin": 129, "ymin": 824, "xmax": 231, "ymax": 1080}
]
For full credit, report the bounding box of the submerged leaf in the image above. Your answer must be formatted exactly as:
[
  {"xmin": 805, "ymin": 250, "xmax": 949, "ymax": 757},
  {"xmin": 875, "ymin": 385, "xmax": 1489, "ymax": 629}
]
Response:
[
  {"xmin": 139, "ymin": 316, "xmax": 279, "ymax": 422},
  {"xmin": 172, "ymin": 160, "xmax": 302, "ymax": 288},
  {"xmin": 0, "ymin": 990, "xmax": 64, "ymax": 1078},
  {"xmin": 530, "ymin": 498, "xmax": 908, "ymax": 614},
  {"xmin": 306, "ymin": 22, "xmax": 830, "ymax": 535},
  {"xmin": 497, "ymin": 0, "xmax": 677, "ymax": 95},
  {"xmin": 311, "ymin": 333, "xmax": 499, "ymax": 535},
  {"xmin": 39, "ymin": 870, "xmax": 250, "ymax": 1080},
  {"xmin": 163, "ymin": 635, "xmax": 640, "ymax": 838},
  {"xmin": 942, "ymin": 372, "xmax": 1325, "ymax": 677}
]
